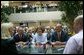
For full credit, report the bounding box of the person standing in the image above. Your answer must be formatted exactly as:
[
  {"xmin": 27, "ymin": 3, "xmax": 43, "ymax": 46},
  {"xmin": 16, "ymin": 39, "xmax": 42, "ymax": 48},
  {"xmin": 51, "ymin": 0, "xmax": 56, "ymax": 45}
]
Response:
[
  {"xmin": 63, "ymin": 15, "xmax": 83, "ymax": 54},
  {"xmin": 1, "ymin": 22, "xmax": 17, "ymax": 54}
]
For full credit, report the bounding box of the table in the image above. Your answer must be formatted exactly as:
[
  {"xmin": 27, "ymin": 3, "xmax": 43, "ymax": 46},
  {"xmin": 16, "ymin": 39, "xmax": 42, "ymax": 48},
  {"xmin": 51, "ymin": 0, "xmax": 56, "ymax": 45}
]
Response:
[
  {"xmin": 16, "ymin": 42, "xmax": 65, "ymax": 54},
  {"xmin": 46, "ymin": 44, "xmax": 65, "ymax": 54}
]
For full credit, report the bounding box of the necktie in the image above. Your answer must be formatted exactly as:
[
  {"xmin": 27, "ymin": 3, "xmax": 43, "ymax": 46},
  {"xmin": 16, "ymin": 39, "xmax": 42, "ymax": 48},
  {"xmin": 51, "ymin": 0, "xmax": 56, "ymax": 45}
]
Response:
[{"xmin": 19, "ymin": 35, "xmax": 22, "ymax": 40}]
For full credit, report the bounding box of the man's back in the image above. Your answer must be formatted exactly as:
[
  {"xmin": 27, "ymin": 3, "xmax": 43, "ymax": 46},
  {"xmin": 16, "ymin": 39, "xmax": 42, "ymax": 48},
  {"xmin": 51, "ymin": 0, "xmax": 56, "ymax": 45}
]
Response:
[{"xmin": 63, "ymin": 30, "xmax": 83, "ymax": 54}]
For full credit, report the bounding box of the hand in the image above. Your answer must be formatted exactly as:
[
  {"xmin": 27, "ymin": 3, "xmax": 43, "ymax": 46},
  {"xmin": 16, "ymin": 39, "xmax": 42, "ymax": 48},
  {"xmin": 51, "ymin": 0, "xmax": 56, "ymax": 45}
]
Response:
[
  {"xmin": 35, "ymin": 43, "xmax": 41, "ymax": 48},
  {"xmin": 55, "ymin": 41, "xmax": 65, "ymax": 45},
  {"xmin": 51, "ymin": 42, "xmax": 56, "ymax": 45},
  {"xmin": 51, "ymin": 42, "xmax": 56, "ymax": 47},
  {"xmin": 46, "ymin": 44, "xmax": 50, "ymax": 48},
  {"xmin": 51, "ymin": 41, "xmax": 62, "ymax": 45}
]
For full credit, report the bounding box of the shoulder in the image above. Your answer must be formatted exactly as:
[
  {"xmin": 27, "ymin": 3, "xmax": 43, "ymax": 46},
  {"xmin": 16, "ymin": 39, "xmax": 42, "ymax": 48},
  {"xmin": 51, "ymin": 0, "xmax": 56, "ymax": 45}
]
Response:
[
  {"xmin": 43, "ymin": 33, "xmax": 48, "ymax": 37},
  {"xmin": 61, "ymin": 30, "xmax": 67, "ymax": 34},
  {"xmin": 72, "ymin": 32, "xmax": 83, "ymax": 40},
  {"xmin": 14, "ymin": 33, "xmax": 18, "ymax": 36},
  {"xmin": 68, "ymin": 34, "xmax": 78, "ymax": 42},
  {"xmin": 52, "ymin": 31, "xmax": 56, "ymax": 35},
  {"xmin": 33, "ymin": 34, "xmax": 38, "ymax": 38},
  {"xmin": 1, "ymin": 39, "xmax": 8, "ymax": 45},
  {"xmin": 13, "ymin": 34, "xmax": 18, "ymax": 37},
  {"xmin": 67, "ymin": 32, "xmax": 83, "ymax": 45},
  {"xmin": 23, "ymin": 33, "xmax": 27, "ymax": 36}
]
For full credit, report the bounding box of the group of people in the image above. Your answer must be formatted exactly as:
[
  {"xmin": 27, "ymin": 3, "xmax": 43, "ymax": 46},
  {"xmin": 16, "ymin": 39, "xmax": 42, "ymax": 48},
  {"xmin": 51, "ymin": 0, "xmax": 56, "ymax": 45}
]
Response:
[{"xmin": 1, "ymin": 15, "xmax": 83, "ymax": 54}]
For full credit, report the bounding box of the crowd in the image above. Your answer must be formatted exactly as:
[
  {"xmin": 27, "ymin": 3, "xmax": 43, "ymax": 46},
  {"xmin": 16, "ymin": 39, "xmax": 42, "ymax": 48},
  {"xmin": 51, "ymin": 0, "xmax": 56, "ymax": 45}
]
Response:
[{"xmin": 1, "ymin": 15, "xmax": 83, "ymax": 54}]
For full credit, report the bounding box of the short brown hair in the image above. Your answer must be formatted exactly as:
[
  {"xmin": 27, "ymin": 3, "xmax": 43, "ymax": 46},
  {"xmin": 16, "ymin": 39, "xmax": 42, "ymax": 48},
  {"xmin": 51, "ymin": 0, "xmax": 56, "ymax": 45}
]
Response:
[{"xmin": 36, "ymin": 26, "xmax": 45, "ymax": 33}]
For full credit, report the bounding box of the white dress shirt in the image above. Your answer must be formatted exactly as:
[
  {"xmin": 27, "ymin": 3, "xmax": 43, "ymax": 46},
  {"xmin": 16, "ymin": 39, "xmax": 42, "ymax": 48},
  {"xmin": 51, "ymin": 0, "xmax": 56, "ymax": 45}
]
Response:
[
  {"xmin": 63, "ymin": 30, "xmax": 83, "ymax": 54},
  {"xmin": 32, "ymin": 33, "xmax": 47, "ymax": 44}
]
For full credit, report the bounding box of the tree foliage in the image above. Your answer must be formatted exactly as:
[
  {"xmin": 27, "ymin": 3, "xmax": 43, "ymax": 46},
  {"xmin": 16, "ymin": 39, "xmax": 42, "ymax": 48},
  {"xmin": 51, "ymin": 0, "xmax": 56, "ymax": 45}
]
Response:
[
  {"xmin": 58, "ymin": 1, "xmax": 83, "ymax": 26},
  {"xmin": 1, "ymin": 6, "xmax": 14, "ymax": 23}
]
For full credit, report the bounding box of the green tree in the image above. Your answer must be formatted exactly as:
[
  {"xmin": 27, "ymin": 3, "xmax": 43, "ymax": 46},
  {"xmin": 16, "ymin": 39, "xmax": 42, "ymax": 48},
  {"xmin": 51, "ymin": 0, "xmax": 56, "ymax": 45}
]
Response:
[
  {"xmin": 58, "ymin": 1, "xmax": 83, "ymax": 34},
  {"xmin": 1, "ymin": 6, "xmax": 14, "ymax": 23}
]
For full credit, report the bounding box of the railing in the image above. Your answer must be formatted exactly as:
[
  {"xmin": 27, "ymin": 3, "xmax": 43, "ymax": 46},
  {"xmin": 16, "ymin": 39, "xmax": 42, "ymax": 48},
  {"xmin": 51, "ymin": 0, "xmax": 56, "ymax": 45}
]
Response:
[
  {"xmin": 16, "ymin": 42, "xmax": 65, "ymax": 54},
  {"xmin": 9, "ymin": 11, "xmax": 63, "ymax": 22},
  {"xmin": 12, "ymin": 6, "xmax": 59, "ymax": 13}
]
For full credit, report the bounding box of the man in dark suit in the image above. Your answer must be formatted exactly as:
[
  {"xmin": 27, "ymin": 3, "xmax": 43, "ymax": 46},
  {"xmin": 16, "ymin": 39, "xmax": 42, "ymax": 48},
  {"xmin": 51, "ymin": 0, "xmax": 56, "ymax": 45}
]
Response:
[
  {"xmin": 51, "ymin": 23, "xmax": 69, "ymax": 45},
  {"xmin": 13, "ymin": 27, "xmax": 28, "ymax": 42}
]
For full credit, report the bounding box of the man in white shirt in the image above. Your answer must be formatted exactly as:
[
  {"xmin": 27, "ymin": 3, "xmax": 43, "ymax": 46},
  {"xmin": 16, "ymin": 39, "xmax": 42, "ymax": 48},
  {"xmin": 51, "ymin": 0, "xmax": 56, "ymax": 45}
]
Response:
[{"xmin": 63, "ymin": 15, "xmax": 83, "ymax": 54}]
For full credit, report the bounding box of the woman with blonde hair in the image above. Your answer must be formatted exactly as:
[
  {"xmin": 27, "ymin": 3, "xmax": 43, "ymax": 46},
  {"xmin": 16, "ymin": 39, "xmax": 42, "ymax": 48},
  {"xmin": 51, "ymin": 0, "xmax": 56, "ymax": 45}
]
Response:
[
  {"xmin": 1, "ymin": 22, "xmax": 14, "ymax": 39},
  {"xmin": 1, "ymin": 22, "xmax": 17, "ymax": 54}
]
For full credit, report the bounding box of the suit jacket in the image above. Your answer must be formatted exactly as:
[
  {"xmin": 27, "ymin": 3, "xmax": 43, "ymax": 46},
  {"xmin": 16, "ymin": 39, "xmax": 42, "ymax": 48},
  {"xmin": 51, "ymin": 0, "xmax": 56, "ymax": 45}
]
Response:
[
  {"xmin": 13, "ymin": 33, "xmax": 28, "ymax": 42},
  {"xmin": 51, "ymin": 30, "xmax": 69, "ymax": 42}
]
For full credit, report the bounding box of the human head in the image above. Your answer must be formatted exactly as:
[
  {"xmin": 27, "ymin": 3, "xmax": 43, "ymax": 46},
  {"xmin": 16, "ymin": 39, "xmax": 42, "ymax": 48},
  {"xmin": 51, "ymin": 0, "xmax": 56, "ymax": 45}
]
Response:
[
  {"xmin": 1, "ymin": 22, "xmax": 14, "ymax": 39},
  {"xmin": 36, "ymin": 26, "xmax": 44, "ymax": 36},
  {"xmin": 73, "ymin": 15, "xmax": 83, "ymax": 33},
  {"xmin": 32, "ymin": 28, "xmax": 36, "ymax": 33},
  {"xmin": 28, "ymin": 27, "xmax": 33, "ymax": 35},
  {"xmin": 17, "ymin": 27, "xmax": 24, "ymax": 35},
  {"xmin": 55, "ymin": 23, "xmax": 62, "ymax": 32},
  {"xmin": 45, "ymin": 26, "xmax": 51, "ymax": 33},
  {"xmin": 23, "ymin": 27, "xmax": 28, "ymax": 32}
]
